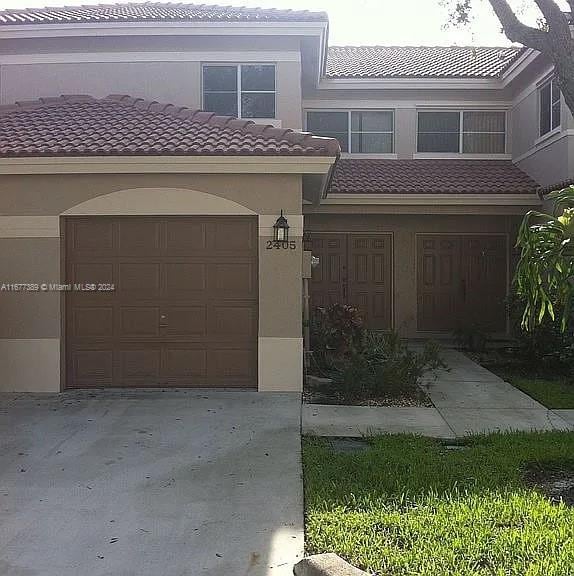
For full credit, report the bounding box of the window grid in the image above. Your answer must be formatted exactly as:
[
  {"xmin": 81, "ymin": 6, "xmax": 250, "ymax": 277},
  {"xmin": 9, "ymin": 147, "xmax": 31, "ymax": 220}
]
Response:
[
  {"xmin": 202, "ymin": 63, "xmax": 276, "ymax": 119},
  {"xmin": 417, "ymin": 110, "xmax": 507, "ymax": 154},
  {"xmin": 539, "ymin": 77, "xmax": 562, "ymax": 136},
  {"xmin": 306, "ymin": 110, "xmax": 395, "ymax": 154}
]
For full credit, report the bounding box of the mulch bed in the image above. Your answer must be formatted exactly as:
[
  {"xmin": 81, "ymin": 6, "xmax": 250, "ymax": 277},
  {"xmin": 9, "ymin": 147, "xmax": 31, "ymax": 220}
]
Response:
[
  {"xmin": 523, "ymin": 462, "xmax": 574, "ymax": 506},
  {"xmin": 303, "ymin": 380, "xmax": 433, "ymax": 407}
]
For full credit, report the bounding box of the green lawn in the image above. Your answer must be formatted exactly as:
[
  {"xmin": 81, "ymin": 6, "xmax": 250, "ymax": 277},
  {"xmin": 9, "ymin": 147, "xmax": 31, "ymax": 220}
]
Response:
[
  {"xmin": 304, "ymin": 433, "xmax": 574, "ymax": 576},
  {"xmin": 509, "ymin": 376, "xmax": 574, "ymax": 410},
  {"xmin": 468, "ymin": 353, "xmax": 574, "ymax": 410}
]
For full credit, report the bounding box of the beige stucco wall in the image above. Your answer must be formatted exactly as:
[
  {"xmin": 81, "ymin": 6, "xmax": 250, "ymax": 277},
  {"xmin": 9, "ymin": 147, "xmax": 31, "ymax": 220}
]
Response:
[
  {"xmin": 305, "ymin": 212, "xmax": 521, "ymax": 339},
  {"xmin": 0, "ymin": 35, "xmax": 304, "ymax": 129},
  {"xmin": 509, "ymin": 56, "xmax": 574, "ymax": 187},
  {"xmin": 0, "ymin": 173, "xmax": 304, "ymax": 393}
]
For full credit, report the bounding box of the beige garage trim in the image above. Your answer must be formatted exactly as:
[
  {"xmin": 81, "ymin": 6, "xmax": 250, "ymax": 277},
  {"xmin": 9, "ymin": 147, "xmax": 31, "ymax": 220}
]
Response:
[
  {"xmin": 62, "ymin": 188, "xmax": 257, "ymax": 216},
  {"xmin": 0, "ymin": 339, "xmax": 60, "ymax": 393},
  {"xmin": 0, "ymin": 177, "xmax": 305, "ymax": 393},
  {"xmin": 0, "ymin": 216, "xmax": 59, "ymax": 238}
]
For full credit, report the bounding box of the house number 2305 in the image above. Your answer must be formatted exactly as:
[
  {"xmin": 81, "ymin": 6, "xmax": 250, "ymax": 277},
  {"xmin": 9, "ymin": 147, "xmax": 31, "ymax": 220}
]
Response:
[{"xmin": 266, "ymin": 240, "xmax": 297, "ymax": 250}]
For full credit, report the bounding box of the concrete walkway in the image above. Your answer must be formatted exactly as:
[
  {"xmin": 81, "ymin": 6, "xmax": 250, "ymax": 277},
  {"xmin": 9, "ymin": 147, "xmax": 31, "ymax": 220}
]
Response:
[
  {"xmin": 303, "ymin": 349, "xmax": 574, "ymax": 438},
  {"xmin": 0, "ymin": 390, "xmax": 303, "ymax": 576}
]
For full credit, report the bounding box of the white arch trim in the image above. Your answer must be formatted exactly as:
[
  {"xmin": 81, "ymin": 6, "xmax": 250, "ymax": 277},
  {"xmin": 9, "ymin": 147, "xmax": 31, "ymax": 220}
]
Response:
[{"xmin": 62, "ymin": 187, "xmax": 257, "ymax": 216}]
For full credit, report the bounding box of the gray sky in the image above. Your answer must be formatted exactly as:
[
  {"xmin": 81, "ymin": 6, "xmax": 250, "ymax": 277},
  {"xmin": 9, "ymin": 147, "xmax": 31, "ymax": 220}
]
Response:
[{"xmin": 0, "ymin": 0, "xmax": 568, "ymax": 46}]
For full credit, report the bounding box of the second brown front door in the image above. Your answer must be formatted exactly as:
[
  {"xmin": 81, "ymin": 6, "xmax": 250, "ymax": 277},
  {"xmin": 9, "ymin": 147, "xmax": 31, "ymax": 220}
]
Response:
[
  {"xmin": 417, "ymin": 234, "xmax": 507, "ymax": 332},
  {"xmin": 307, "ymin": 233, "xmax": 393, "ymax": 330}
]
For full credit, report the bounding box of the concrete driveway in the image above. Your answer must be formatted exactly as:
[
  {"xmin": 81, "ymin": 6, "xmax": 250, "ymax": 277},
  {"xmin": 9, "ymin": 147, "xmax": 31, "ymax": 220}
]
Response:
[{"xmin": 0, "ymin": 390, "xmax": 303, "ymax": 576}]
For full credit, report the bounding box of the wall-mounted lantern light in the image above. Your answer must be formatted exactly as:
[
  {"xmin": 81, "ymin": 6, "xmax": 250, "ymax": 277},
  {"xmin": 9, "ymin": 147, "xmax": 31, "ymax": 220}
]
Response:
[{"xmin": 273, "ymin": 210, "xmax": 289, "ymax": 244}]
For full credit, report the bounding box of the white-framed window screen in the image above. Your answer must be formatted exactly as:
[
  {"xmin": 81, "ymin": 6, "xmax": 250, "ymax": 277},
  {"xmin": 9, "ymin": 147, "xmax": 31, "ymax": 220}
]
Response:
[
  {"xmin": 539, "ymin": 76, "xmax": 561, "ymax": 136},
  {"xmin": 202, "ymin": 63, "xmax": 276, "ymax": 119},
  {"xmin": 305, "ymin": 110, "xmax": 395, "ymax": 154},
  {"xmin": 417, "ymin": 109, "xmax": 507, "ymax": 154}
]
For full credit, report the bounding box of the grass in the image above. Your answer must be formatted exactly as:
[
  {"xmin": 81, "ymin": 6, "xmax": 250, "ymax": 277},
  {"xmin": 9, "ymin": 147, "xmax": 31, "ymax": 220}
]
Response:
[
  {"xmin": 468, "ymin": 351, "xmax": 574, "ymax": 410},
  {"xmin": 303, "ymin": 432, "xmax": 574, "ymax": 576},
  {"xmin": 508, "ymin": 377, "xmax": 574, "ymax": 410}
]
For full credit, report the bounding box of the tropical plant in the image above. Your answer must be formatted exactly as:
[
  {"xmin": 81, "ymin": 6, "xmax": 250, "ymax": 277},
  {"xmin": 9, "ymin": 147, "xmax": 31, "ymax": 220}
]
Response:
[
  {"xmin": 515, "ymin": 185, "xmax": 574, "ymax": 331},
  {"xmin": 310, "ymin": 304, "xmax": 365, "ymax": 359}
]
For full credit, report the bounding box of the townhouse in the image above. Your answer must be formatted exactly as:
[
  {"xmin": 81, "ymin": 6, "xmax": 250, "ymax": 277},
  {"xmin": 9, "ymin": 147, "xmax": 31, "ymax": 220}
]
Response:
[{"xmin": 0, "ymin": 2, "xmax": 571, "ymax": 392}]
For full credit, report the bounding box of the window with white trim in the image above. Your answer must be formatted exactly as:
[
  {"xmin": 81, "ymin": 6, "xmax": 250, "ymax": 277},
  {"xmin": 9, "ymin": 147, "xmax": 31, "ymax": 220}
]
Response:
[
  {"xmin": 202, "ymin": 64, "xmax": 276, "ymax": 119},
  {"xmin": 417, "ymin": 110, "xmax": 506, "ymax": 154},
  {"xmin": 306, "ymin": 110, "xmax": 394, "ymax": 153},
  {"xmin": 539, "ymin": 77, "xmax": 561, "ymax": 136}
]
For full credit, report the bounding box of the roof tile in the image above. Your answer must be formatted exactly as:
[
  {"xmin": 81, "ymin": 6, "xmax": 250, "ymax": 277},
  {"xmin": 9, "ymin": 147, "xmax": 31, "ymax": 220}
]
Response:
[
  {"xmin": 326, "ymin": 46, "xmax": 524, "ymax": 79},
  {"xmin": 0, "ymin": 94, "xmax": 340, "ymax": 158},
  {"xmin": 329, "ymin": 159, "xmax": 540, "ymax": 195},
  {"xmin": 0, "ymin": 2, "xmax": 327, "ymax": 25}
]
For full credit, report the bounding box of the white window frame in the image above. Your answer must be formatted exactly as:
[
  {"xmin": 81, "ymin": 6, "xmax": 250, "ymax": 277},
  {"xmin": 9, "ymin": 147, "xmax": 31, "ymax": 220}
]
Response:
[
  {"xmin": 201, "ymin": 63, "xmax": 277, "ymax": 119},
  {"xmin": 416, "ymin": 109, "xmax": 507, "ymax": 156},
  {"xmin": 305, "ymin": 109, "xmax": 395, "ymax": 155},
  {"xmin": 538, "ymin": 76, "xmax": 561, "ymax": 137}
]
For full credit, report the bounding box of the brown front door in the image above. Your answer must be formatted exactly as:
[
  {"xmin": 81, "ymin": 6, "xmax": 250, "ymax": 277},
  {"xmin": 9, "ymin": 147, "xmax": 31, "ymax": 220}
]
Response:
[
  {"xmin": 307, "ymin": 233, "xmax": 392, "ymax": 330},
  {"xmin": 417, "ymin": 234, "xmax": 507, "ymax": 332},
  {"xmin": 65, "ymin": 216, "xmax": 258, "ymax": 389}
]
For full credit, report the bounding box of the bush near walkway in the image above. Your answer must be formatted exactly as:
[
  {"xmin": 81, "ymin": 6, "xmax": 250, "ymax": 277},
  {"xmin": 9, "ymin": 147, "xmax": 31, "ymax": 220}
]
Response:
[{"xmin": 304, "ymin": 433, "xmax": 574, "ymax": 576}]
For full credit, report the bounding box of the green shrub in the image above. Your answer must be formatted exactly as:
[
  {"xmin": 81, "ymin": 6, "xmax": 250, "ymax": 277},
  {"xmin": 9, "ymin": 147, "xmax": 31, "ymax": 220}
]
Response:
[
  {"xmin": 330, "ymin": 330, "xmax": 446, "ymax": 401},
  {"xmin": 509, "ymin": 295, "xmax": 574, "ymax": 371},
  {"xmin": 310, "ymin": 304, "xmax": 365, "ymax": 361}
]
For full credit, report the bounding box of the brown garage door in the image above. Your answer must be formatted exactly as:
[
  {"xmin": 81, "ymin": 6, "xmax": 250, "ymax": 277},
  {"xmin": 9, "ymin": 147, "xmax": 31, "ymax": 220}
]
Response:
[
  {"xmin": 65, "ymin": 216, "xmax": 258, "ymax": 389},
  {"xmin": 306, "ymin": 233, "xmax": 392, "ymax": 330},
  {"xmin": 417, "ymin": 234, "xmax": 507, "ymax": 332}
]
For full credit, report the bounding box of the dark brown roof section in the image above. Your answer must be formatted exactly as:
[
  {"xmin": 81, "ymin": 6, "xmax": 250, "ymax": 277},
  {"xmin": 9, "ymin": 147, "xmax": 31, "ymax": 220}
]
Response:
[
  {"xmin": 329, "ymin": 159, "xmax": 540, "ymax": 195},
  {"xmin": 0, "ymin": 94, "xmax": 340, "ymax": 158},
  {"xmin": 326, "ymin": 46, "xmax": 524, "ymax": 79},
  {"xmin": 0, "ymin": 2, "xmax": 327, "ymax": 25}
]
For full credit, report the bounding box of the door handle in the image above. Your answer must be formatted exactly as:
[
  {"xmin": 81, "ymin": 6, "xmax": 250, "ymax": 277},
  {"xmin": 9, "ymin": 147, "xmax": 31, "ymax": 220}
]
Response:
[{"xmin": 160, "ymin": 313, "xmax": 168, "ymax": 327}]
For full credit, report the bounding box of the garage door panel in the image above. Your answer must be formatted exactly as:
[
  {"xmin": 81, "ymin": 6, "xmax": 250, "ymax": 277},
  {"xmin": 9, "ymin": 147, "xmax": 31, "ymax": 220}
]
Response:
[
  {"xmin": 211, "ymin": 305, "xmax": 257, "ymax": 339},
  {"xmin": 209, "ymin": 349, "xmax": 255, "ymax": 380},
  {"xmin": 165, "ymin": 220, "xmax": 207, "ymax": 254},
  {"xmin": 211, "ymin": 220, "xmax": 256, "ymax": 252},
  {"xmin": 118, "ymin": 263, "xmax": 161, "ymax": 298},
  {"xmin": 72, "ymin": 263, "xmax": 114, "ymax": 285},
  {"xmin": 118, "ymin": 219, "xmax": 162, "ymax": 255},
  {"xmin": 164, "ymin": 262, "xmax": 207, "ymax": 297},
  {"xmin": 69, "ymin": 219, "xmax": 115, "ymax": 254},
  {"xmin": 66, "ymin": 216, "xmax": 258, "ymax": 389},
  {"xmin": 120, "ymin": 307, "xmax": 161, "ymax": 338},
  {"xmin": 163, "ymin": 306, "xmax": 207, "ymax": 337},
  {"xmin": 118, "ymin": 348, "xmax": 161, "ymax": 381},
  {"xmin": 72, "ymin": 307, "xmax": 114, "ymax": 338},
  {"xmin": 72, "ymin": 350, "xmax": 113, "ymax": 385},
  {"xmin": 210, "ymin": 263, "xmax": 256, "ymax": 296},
  {"xmin": 164, "ymin": 347, "xmax": 208, "ymax": 379}
]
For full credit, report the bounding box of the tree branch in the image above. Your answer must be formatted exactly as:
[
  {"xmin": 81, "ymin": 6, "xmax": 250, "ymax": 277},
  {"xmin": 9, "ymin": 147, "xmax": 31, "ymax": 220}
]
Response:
[
  {"xmin": 486, "ymin": 0, "xmax": 548, "ymax": 51},
  {"xmin": 534, "ymin": 0, "xmax": 572, "ymax": 39}
]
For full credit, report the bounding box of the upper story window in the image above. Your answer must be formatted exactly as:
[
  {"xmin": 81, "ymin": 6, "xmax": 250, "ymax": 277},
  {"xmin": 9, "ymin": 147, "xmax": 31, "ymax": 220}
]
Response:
[
  {"xmin": 539, "ymin": 77, "xmax": 561, "ymax": 136},
  {"xmin": 202, "ymin": 64, "xmax": 276, "ymax": 119},
  {"xmin": 306, "ymin": 110, "xmax": 394, "ymax": 154},
  {"xmin": 417, "ymin": 110, "xmax": 506, "ymax": 154}
]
